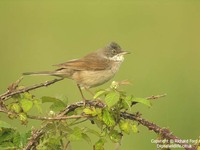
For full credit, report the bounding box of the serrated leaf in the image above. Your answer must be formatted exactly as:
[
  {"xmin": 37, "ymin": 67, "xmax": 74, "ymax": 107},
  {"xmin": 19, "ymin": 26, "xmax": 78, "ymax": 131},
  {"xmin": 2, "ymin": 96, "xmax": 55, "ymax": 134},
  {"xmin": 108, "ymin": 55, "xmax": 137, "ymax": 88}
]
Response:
[
  {"xmin": 105, "ymin": 92, "xmax": 120, "ymax": 108},
  {"xmin": 13, "ymin": 132, "xmax": 21, "ymax": 147},
  {"xmin": 109, "ymin": 130, "xmax": 122, "ymax": 143},
  {"xmin": 102, "ymin": 109, "xmax": 115, "ymax": 127},
  {"xmin": 93, "ymin": 90, "xmax": 107, "ymax": 99},
  {"xmin": 0, "ymin": 121, "xmax": 12, "ymax": 128},
  {"xmin": 132, "ymin": 98, "xmax": 152, "ymax": 107},
  {"xmin": 19, "ymin": 132, "xmax": 31, "ymax": 148},
  {"xmin": 100, "ymin": 128, "xmax": 107, "ymax": 137},
  {"xmin": 12, "ymin": 130, "xmax": 31, "ymax": 148},
  {"xmin": 0, "ymin": 142, "xmax": 15, "ymax": 148},
  {"xmin": 20, "ymin": 99, "xmax": 33, "ymax": 112},
  {"xmin": 19, "ymin": 113, "xmax": 27, "ymax": 124},
  {"xmin": 83, "ymin": 108, "xmax": 93, "ymax": 115},
  {"xmin": 120, "ymin": 95, "xmax": 133, "ymax": 110},
  {"xmin": 132, "ymin": 124, "xmax": 138, "ymax": 133},
  {"xmin": 119, "ymin": 120, "xmax": 131, "ymax": 134},
  {"xmin": 0, "ymin": 128, "xmax": 15, "ymax": 143},
  {"xmin": 11, "ymin": 103, "xmax": 21, "ymax": 113},
  {"xmin": 94, "ymin": 138, "xmax": 106, "ymax": 150},
  {"xmin": 22, "ymin": 92, "xmax": 33, "ymax": 99},
  {"xmin": 83, "ymin": 107, "xmax": 97, "ymax": 116}
]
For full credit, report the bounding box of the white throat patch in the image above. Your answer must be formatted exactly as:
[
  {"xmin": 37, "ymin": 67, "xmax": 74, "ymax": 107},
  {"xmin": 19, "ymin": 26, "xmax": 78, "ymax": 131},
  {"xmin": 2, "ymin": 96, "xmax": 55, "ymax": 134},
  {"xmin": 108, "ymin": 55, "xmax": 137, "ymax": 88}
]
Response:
[{"xmin": 109, "ymin": 54, "xmax": 124, "ymax": 62}]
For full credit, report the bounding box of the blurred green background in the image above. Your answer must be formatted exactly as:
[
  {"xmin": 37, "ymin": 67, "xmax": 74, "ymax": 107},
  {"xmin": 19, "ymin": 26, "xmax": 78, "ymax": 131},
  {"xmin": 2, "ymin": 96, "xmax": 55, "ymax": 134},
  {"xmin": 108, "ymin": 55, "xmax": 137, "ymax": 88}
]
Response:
[{"xmin": 0, "ymin": 0, "xmax": 200, "ymax": 149}]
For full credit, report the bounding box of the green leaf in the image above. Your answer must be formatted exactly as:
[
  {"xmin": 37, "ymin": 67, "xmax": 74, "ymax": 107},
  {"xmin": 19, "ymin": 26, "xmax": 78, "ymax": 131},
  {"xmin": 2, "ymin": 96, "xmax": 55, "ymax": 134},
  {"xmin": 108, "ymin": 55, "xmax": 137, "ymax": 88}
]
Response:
[
  {"xmin": 0, "ymin": 121, "xmax": 12, "ymax": 129},
  {"xmin": 42, "ymin": 96, "xmax": 62, "ymax": 103},
  {"xmin": 132, "ymin": 124, "xmax": 138, "ymax": 133},
  {"xmin": 93, "ymin": 119, "xmax": 103, "ymax": 130},
  {"xmin": 83, "ymin": 108, "xmax": 93, "ymax": 115},
  {"xmin": 0, "ymin": 142, "xmax": 15, "ymax": 148},
  {"xmin": 82, "ymin": 133, "xmax": 91, "ymax": 143},
  {"xmin": 13, "ymin": 130, "xmax": 31, "ymax": 148},
  {"xmin": 0, "ymin": 128, "xmax": 15, "ymax": 143},
  {"xmin": 94, "ymin": 138, "xmax": 106, "ymax": 150},
  {"xmin": 68, "ymin": 127, "xmax": 83, "ymax": 141},
  {"xmin": 85, "ymin": 128, "xmax": 100, "ymax": 137},
  {"xmin": 50, "ymin": 102, "xmax": 66, "ymax": 112},
  {"xmin": 20, "ymin": 99, "xmax": 33, "ymax": 112},
  {"xmin": 132, "ymin": 98, "xmax": 152, "ymax": 107},
  {"xmin": 42, "ymin": 96, "xmax": 66, "ymax": 111},
  {"xmin": 22, "ymin": 92, "xmax": 33, "ymax": 99},
  {"xmin": 123, "ymin": 95, "xmax": 133, "ymax": 109},
  {"xmin": 56, "ymin": 95, "xmax": 68, "ymax": 105},
  {"xmin": 119, "ymin": 120, "xmax": 131, "ymax": 134},
  {"xmin": 43, "ymin": 123, "xmax": 56, "ymax": 132},
  {"xmin": 13, "ymin": 132, "xmax": 21, "ymax": 147},
  {"xmin": 13, "ymin": 131, "xmax": 31, "ymax": 148},
  {"xmin": 93, "ymin": 90, "xmax": 107, "ymax": 99},
  {"xmin": 100, "ymin": 128, "xmax": 107, "ymax": 137},
  {"xmin": 102, "ymin": 109, "xmax": 115, "ymax": 127},
  {"xmin": 109, "ymin": 130, "xmax": 122, "ymax": 143},
  {"xmin": 83, "ymin": 107, "xmax": 98, "ymax": 116},
  {"xmin": 33, "ymin": 99, "xmax": 42, "ymax": 113},
  {"xmin": 105, "ymin": 92, "xmax": 120, "ymax": 108},
  {"xmin": 11, "ymin": 103, "xmax": 21, "ymax": 113},
  {"xmin": 19, "ymin": 113, "xmax": 27, "ymax": 124}
]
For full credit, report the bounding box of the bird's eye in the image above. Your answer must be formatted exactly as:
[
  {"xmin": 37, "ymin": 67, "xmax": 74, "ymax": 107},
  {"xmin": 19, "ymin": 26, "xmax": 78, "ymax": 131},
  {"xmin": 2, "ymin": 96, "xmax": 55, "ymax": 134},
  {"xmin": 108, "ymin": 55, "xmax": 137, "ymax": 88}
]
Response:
[{"xmin": 112, "ymin": 49, "xmax": 116, "ymax": 54}]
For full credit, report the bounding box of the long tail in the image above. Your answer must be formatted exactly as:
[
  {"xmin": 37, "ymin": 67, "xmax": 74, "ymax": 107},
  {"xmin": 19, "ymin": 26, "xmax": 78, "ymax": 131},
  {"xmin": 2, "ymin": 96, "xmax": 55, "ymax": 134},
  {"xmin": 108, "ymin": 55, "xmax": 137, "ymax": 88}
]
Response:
[{"xmin": 23, "ymin": 71, "xmax": 55, "ymax": 76}]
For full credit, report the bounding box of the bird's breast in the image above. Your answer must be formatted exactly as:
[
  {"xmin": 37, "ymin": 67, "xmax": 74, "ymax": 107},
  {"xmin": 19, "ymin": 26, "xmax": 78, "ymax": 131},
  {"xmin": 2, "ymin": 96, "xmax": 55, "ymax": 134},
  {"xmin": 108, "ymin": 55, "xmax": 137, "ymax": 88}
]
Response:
[{"xmin": 72, "ymin": 61, "xmax": 122, "ymax": 89}]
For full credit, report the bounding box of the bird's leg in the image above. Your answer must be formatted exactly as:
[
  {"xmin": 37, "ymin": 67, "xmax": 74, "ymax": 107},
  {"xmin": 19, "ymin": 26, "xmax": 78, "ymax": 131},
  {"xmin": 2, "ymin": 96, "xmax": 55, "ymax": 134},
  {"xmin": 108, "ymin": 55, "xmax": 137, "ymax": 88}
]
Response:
[
  {"xmin": 85, "ymin": 88, "xmax": 94, "ymax": 96},
  {"xmin": 84, "ymin": 88, "xmax": 103, "ymax": 106},
  {"xmin": 77, "ymin": 84, "xmax": 86, "ymax": 106}
]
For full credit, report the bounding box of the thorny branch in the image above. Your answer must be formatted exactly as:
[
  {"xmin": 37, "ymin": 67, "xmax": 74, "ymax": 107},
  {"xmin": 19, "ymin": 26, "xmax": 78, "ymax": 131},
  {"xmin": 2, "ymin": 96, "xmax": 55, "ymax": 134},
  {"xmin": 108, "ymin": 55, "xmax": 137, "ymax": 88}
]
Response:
[
  {"xmin": 0, "ymin": 77, "xmax": 64, "ymax": 101},
  {"xmin": 0, "ymin": 78, "xmax": 198, "ymax": 150},
  {"xmin": 23, "ymin": 100, "xmax": 197, "ymax": 150},
  {"xmin": 121, "ymin": 112, "xmax": 197, "ymax": 150}
]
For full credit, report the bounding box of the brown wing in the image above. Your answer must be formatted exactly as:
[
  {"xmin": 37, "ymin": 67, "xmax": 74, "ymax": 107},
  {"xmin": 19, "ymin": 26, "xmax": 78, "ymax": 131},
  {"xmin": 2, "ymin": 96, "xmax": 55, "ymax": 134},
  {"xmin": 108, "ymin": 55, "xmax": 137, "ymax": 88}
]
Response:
[{"xmin": 54, "ymin": 53, "xmax": 111, "ymax": 71}]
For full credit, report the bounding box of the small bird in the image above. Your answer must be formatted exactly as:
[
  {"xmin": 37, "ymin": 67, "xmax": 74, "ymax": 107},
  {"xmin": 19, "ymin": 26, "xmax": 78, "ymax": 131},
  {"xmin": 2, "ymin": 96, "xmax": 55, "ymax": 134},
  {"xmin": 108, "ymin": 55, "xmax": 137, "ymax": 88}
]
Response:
[{"xmin": 23, "ymin": 42, "xmax": 129, "ymax": 103}]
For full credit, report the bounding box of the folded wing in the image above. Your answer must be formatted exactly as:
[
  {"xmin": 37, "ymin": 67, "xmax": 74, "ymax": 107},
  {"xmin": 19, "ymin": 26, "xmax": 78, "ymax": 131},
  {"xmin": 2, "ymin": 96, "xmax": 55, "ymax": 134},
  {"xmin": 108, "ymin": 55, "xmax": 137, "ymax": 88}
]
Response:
[{"xmin": 54, "ymin": 53, "xmax": 111, "ymax": 71}]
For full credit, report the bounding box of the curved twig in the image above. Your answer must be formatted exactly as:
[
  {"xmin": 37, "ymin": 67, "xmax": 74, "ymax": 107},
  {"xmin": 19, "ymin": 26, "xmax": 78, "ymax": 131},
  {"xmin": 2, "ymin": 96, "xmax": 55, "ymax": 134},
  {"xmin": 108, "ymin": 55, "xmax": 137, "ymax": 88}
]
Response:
[{"xmin": 0, "ymin": 78, "xmax": 64, "ymax": 101}]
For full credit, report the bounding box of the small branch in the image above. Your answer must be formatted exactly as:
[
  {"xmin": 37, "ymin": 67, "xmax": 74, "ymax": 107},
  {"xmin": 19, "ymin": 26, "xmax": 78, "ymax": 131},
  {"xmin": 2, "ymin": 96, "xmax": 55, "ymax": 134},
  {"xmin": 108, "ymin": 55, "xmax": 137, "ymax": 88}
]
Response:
[
  {"xmin": 0, "ymin": 78, "xmax": 64, "ymax": 101},
  {"xmin": 132, "ymin": 94, "xmax": 167, "ymax": 106},
  {"xmin": 120, "ymin": 112, "xmax": 197, "ymax": 150},
  {"xmin": 23, "ymin": 129, "xmax": 44, "ymax": 150},
  {"xmin": 146, "ymin": 94, "xmax": 167, "ymax": 100},
  {"xmin": 23, "ymin": 100, "xmax": 106, "ymax": 150},
  {"xmin": 58, "ymin": 100, "xmax": 106, "ymax": 117},
  {"xmin": 27, "ymin": 114, "xmax": 91, "ymax": 121}
]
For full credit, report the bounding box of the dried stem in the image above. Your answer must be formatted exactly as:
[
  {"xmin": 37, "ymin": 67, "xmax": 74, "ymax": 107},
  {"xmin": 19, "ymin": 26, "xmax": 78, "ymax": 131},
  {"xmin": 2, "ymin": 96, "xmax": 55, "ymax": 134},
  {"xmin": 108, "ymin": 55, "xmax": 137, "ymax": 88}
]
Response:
[
  {"xmin": 27, "ymin": 114, "xmax": 91, "ymax": 121},
  {"xmin": 0, "ymin": 77, "xmax": 64, "ymax": 101}
]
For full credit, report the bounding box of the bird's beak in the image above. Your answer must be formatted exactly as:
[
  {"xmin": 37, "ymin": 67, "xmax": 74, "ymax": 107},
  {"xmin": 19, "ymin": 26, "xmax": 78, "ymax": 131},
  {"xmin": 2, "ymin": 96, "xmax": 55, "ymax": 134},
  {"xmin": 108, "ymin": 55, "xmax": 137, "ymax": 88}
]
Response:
[{"xmin": 120, "ymin": 50, "xmax": 131, "ymax": 55}]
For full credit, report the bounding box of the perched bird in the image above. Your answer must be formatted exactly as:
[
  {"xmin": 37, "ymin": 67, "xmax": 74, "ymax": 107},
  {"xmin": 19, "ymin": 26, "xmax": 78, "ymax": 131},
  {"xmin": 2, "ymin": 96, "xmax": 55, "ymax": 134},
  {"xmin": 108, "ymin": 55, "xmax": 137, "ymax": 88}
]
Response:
[{"xmin": 23, "ymin": 42, "xmax": 129, "ymax": 103}]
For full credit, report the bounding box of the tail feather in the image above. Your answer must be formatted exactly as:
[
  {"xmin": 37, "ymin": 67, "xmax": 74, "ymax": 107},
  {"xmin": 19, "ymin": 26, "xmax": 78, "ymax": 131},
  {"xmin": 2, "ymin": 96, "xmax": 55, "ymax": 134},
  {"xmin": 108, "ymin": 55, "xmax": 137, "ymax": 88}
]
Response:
[{"xmin": 23, "ymin": 71, "xmax": 54, "ymax": 76}]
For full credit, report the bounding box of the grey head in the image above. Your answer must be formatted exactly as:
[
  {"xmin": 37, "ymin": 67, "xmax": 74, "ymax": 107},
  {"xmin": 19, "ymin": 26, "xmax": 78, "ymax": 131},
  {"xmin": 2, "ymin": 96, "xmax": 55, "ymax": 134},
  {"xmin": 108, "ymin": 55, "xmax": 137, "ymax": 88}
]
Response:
[
  {"xmin": 104, "ymin": 42, "xmax": 122, "ymax": 58},
  {"xmin": 99, "ymin": 42, "xmax": 129, "ymax": 60}
]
